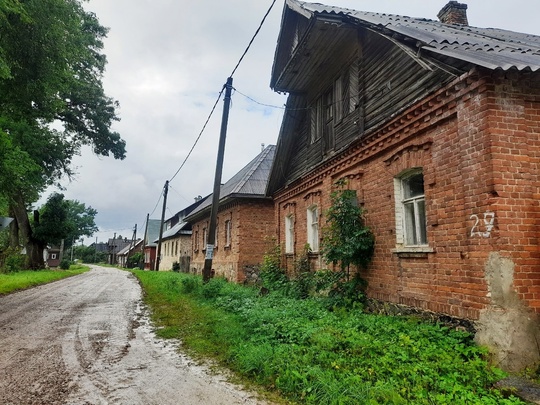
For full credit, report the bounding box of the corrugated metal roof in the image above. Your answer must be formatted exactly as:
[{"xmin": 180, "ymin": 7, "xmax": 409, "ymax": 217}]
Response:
[
  {"xmin": 160, "ymin": 221, "xmax": 190, "ymax": 240},
  {"xmin": 187, "ymin": 145, "xmax": 276, "ymax": 219},
  {"xmin": 291, "ymin": 0, "xmax": 540, "ymax": 72},
  {"xmin": 145, "ymin": 219, "xmax": 161, "ymax": 247}
]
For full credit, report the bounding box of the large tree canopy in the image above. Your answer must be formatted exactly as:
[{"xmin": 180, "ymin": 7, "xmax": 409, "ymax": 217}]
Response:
[
  {"xmin": 0, "ymin": 0, "xmax": 126, "ymax": 268},
  {"xmin": 33, "ymin": 193, "xmax": 98, "ymax": 249}
]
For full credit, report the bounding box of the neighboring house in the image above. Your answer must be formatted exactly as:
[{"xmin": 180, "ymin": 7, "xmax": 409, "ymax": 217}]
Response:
[
  {"xmin": 156, "ymin": 221, "xmax": 192, "ymax": 271},
  {"xmin": 117, "ymin": 239, "xmax": 143, "ymax": 268},
  {"xmin": 89, "ymin": 242, "xmax": 108, "ymax": 254},
  {"xmin": 268, "ymin": 0, "xmax": 540, "ymax": 371},
  {"xmin": 44, "ymin": 246, "xmax": 61, "ymax": 268},
  {"xmin": 186, "ymin": 145, "xmax": 276, "ymax": 282},
  {"xmin": 107, "ymin": 236, "xmax": 131, "ymax": 265},
  {"xmin": 143, "ymin": 220, "xmax": 161, "ymax": 270},
  {"xmin": 154, "ymin": 199, "xmax": 205, "ymax": 271}
]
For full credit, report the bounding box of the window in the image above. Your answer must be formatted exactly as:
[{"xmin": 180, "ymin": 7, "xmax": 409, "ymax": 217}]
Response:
[
  {"xmin": 285, "ymin": 215, "xmax": 295, "ymax": 254},
  {"xmin": 51, "ymin": 253, "xmax": 57, "ymax": 259},
  {"xmin": 307, "ymin": 206, "xmax": 319, "ymax": 252},
  {"xmin": 202, "ymin": 227, "xmax": 207, "ymax": 250},
  {"xmin": 395, "ymin": 169, "xmax": 428, "ymax": 247},
  {"xmin": 310, "ymin": 61, "xmax": 359, "ymax": 146},
  {"xmin": 225, "ymin": 220, "xmax": 231, "ymax": 247},
  {"xmin": 194, "ymin": 230, "xmax": 199, "ymax": 251}
]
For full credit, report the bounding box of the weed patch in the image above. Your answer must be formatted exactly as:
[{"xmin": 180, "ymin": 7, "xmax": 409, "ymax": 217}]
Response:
[{"xmin": 132, "ymin": 270, "xmax": 525, "ymax": 405}]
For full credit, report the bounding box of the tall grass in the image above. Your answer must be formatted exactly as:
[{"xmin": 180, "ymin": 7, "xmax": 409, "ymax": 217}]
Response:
[
  {"xmin": 0, "ymin": 265, "xmax": 89, "ymax": 295},
  {"xmin": 132, "ymin": 271, "xmax": 524, "ymax": 405}
]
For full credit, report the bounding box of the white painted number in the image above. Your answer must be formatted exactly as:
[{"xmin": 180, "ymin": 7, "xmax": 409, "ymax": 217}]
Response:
[{"xmin": 470, "ymin": 212, "xmax": 495, "ymax": 238}]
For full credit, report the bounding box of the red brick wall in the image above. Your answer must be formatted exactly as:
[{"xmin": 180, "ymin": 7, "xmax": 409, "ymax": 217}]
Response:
[
  {"xmin": 274, "ymin": 69, "xmax": 540, "ymax": 319},
  {"xmin": 191, "ymin": 200, "xmax": 275, "ymax": 282}
]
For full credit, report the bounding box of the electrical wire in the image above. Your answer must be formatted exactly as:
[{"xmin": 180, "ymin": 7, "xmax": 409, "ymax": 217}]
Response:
[
  {"xmin": 167, "ymin": 0, "xmax": 278, "ymax": 185},
  {"xmin": 168, "ymin": 88, "xmax": 225, "ymax": 183},
  {"xmin": 230, "ymin": 0, "xmax": 278, "ymax": 78}
]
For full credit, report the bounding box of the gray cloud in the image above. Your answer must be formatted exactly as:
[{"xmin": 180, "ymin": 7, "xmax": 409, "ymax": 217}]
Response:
[{"xmin": 42, "ymin": 0, "xmax": 540, "ymax": 242}]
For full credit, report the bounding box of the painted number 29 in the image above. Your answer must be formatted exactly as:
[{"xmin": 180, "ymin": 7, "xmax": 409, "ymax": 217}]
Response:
[{"xmin": 470, "ymin": 212, "xmax": 495, "ymax": 238}]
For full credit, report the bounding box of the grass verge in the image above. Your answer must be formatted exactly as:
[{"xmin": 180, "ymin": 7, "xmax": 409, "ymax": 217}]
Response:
[
  {"xmin": 0, "ymin": 264, "xmax": 89, "ymax": 295},
  {"xmin": 132, "ymin": 270, "xmax": 525, "ymax": 405}
]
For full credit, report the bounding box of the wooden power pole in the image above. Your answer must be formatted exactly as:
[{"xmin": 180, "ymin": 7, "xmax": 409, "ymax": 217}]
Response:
[
  {"xmin": 203, "ymin": 77, "xmax": 233, "ymax": 282},
  {"xmin": 155, "ymin": 180, "xmax": 169, "ymax": 271}
]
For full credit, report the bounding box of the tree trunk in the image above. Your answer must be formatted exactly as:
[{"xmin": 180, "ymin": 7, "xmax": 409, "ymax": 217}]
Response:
[{"xmin": 9, "ymin": 192, "xmax": 45, "ymax": 270}]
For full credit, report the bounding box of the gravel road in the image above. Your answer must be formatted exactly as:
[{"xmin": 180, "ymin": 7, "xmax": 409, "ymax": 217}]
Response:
[{"xmin": 0, "ymin": 265, "xmax": 270, "ymax": 405}]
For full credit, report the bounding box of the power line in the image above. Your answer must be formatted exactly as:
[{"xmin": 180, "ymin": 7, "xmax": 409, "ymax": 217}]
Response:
[
  {"xmin": 230, "ymin": 0, "xmax": 278, "ymax": 78},
  {"xmin": 168, "ymin": 88, "xmax": 224, "ymax": 183},
  {"xmin": 168, "ymin": 1, "xmax": 278, "ymax": 185},
  {"xmin": 149, "ymin": 189, "xmax": 163, "ymax": 217},
  {"xmin": 232, "ymin": 87, "xmax": 287, "ymax": 110}
]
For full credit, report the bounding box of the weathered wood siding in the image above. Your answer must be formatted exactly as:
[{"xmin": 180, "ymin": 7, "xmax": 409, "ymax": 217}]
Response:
[{"xmin": 283, "ymin": 27, "xmax": 455, "ymax": 188}]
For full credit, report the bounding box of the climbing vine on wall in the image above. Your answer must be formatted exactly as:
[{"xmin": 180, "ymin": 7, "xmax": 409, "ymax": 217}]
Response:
[{"xmin": 322, "ymin": 179, "xmax": 375, "ymax": 277}]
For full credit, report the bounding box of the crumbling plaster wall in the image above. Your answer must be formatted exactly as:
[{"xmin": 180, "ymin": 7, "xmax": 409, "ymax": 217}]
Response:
[{"xmin": 476, "ymin": 252, "xmax": 540, "ymax": 372}]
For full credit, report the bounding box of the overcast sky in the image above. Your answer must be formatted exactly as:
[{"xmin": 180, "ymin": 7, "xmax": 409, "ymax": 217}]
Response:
[{"xmin": 46, "ymin": 0, "xmax": 540, "ymax": 244}]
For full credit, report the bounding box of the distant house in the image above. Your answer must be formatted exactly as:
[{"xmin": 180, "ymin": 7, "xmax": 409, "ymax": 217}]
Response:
[
  {"xmin": 143, "ymin": 220, "xmax": 161, "ymax": 270},
  {"xmin": 44, "ymin": 246, "xmax": 61, "ymax": 268},
  {"xmin": 186, "ymin": 145, "xmax": 276, "ymax": 282},
  {"xmin": 268, "ymin": 0, "xmax": 540, "ymax": 371},
  {"xmin": 117, "ymin": 239, "xmax": 143, "ymax": 268},
  {"xmin": 107, "ymin": 236, "xmax": 131, "ymax": 265},
  {"xmin": 154, "ymin": 198, "xmax": 205, "ymax": 271},
  {"xmin": 156, "ymin": 222, "xmax": 192, "ymax": 271}
]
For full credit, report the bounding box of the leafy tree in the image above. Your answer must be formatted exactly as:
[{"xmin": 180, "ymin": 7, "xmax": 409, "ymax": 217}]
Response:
[
  {"xmin": 0, "ymin": 0, "xmax": 126, "ymax": 268},
  {"xmin": 72, "ymin": 244, "xmax": 106, "ymax": 263},
  {"xmin": 322, "ymin": 180, "xmax": 375, "ymax": 277},
  {"xmin": 63, "ymin": 200, "xmax": 99, "ymax": 249},
  {"xmin": 33, "ymin": 193, "xmax": 98, "ymax": 258},
  {"xmin": 33, "ymin": 193, "xmax": 73, "ymax": 247}
]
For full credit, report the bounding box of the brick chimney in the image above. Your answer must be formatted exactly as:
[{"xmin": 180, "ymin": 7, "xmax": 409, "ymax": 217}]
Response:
[{"xmin": 437, "ymin": 1, "xmax": 468, "ymax": 25}]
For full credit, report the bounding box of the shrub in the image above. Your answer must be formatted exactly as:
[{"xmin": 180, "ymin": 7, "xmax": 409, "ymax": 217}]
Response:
[
  {"xmin": 1, "ymin": 250, "xmax": 26, "ymax": 273},
  {"xmin": 260, "ymin": 239, "xmax": 288, "ymax": 292},
  {"xmin": 322, "ymin": 180, "xmax": 375, "ymax": 275},
  {"xmin": 181, "ymin": 276, "xmax": 201, "ymax": 294},
  {"xmin": 59, "ymin": 259, "xmax": 70, "ymax": 270},
  {"xmin": 202, "ymin": 277, "xmax": 228, "ymax": 299},
  {"xmin": 172, "ymin": 261, "xmax": 180, "ymax": 272}
]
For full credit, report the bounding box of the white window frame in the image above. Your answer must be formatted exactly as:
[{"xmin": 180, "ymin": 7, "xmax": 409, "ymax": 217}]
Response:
[
  {"xmin": 285, "ymin": 215, "xmax": 295, "ymax": 254},
  {"xmin": 307, "ymin": 205, "xmax": 319, "ymax": 252},
  {"xmin": 394, "ymin": 169, "xmax": 431, "ymax": 252},
  {"xmin": 225, "ymin": 220, "xmax": 231, "ymax": 247},
  {"xmin": 202, "ymin": 227, "xmax": 207, "ymax": 250}
]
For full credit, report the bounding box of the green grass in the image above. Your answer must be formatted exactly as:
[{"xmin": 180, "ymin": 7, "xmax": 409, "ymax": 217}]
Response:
[
  {"xmin": 0, "ymin": 265, "xmax": 89, "ymax": 295},
  {"xmin": 132, "ymin": 270, "xmax": 525, "ymax": 405}
]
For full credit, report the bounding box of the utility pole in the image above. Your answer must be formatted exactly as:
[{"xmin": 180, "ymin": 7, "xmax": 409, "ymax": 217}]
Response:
[
  {"xmin": 155, "ymin": 180, "xmax": 169, "ymax": 271},
  {"xmin": 127, "ymin": 224, "xmax": 137, "ymax": 268},
  {"xmin": 203, "ymin": 77, "xmax": 233, "ymax": 282},
  {"xmin": 112, "ymin": 232, "xmax": 116, "ymax": 265},
  {"xmin": 142, "ymin": 213, "xmax": 149, "ymax": 270}
]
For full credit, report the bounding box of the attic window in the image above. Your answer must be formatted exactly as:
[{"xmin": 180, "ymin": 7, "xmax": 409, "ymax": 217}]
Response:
[{"xmin": 310, "ymin": 60, "xmax": 359, "ymax": 146}]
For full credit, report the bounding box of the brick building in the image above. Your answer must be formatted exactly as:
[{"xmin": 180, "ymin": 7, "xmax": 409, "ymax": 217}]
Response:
[
  {"xmin": 186, "ymin": 145, "xmax": 275, "ymax": 282},
  {"xmin": 267, "ymin": 0, "xmax": 540, "ymax": 370}
]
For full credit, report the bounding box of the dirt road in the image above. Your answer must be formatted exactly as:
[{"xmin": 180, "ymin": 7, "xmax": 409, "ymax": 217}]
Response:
[{"xmin": 0, "ymin": 266, "xmax": 269, "ymax": 405}]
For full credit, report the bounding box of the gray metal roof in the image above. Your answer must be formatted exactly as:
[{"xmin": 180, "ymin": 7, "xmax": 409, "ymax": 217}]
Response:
[
  {"xmin": 158, "ymin": 221, "xmax": 190, "ymax": 241},
  {"xmin": 187, "ymin": 145, "xmax": 276, "ymax": 219},
  {"xmin": 290, "ymin": 0, "xmax": 540, "ymax": 72},
  {"xmin": 145, "ymin": 219, "xmax": 161, "ymax": 247}
]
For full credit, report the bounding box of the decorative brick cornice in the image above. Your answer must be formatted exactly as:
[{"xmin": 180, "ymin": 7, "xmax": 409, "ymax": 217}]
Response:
[
  {"xmin": 303, "ymin": 189, "xmax": 322, "ymax": 200},
  {"xmin": 384, "ymin": 140, "xmax": 433, "ymax": 166}
]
